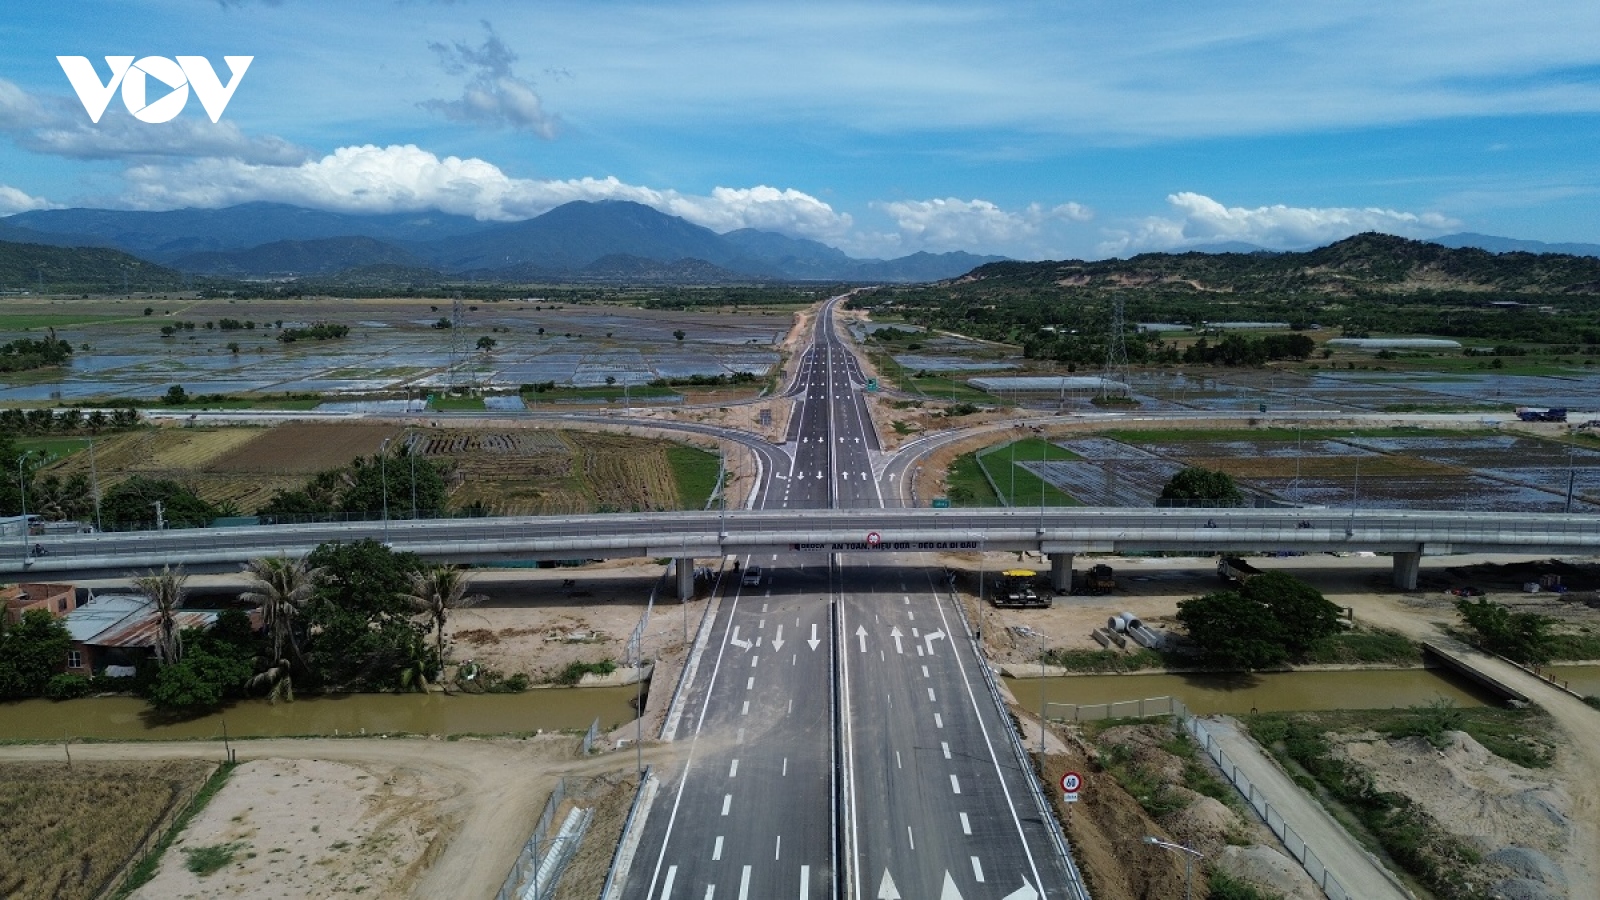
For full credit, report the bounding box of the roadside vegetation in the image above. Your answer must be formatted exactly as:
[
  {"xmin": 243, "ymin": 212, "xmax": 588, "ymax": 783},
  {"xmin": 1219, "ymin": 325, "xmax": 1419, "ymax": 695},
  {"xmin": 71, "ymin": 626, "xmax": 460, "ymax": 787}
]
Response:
[
  {"xmin": 1454, "ymin": 597, "xmax": 1600, "ymax": 663},
  {"xmin": 1177, "ymin": 572, "xmax": 1348, "ymax": 670},
  {"xmin": 975, "ymin": 437, "xmax": 1079, "ymax": 506}
]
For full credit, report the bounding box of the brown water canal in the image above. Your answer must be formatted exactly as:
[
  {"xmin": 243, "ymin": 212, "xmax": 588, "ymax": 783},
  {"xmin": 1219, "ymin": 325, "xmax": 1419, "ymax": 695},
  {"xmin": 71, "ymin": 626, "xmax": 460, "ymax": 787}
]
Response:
[
  {"xmin": 1549, "ymin": 665, "xmax": 1600, "ymax": 697},
  {"xmin": 0, "ymin": 686, "xmax": 641, "ymax": 742},
  {"xmin": 1007, "ymin": 666, "xmax": 1507, "ymax": 717}
]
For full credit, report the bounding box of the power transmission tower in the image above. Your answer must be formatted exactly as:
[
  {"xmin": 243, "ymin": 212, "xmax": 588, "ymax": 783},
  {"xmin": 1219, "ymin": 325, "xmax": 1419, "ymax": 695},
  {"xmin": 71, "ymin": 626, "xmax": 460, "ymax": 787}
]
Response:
[
  {"xmin": 445, "ymin": 295, "xmax": 468, "ymax": 393},
  {"xmin": 1100, "ymin": 296, "xmax": 1130, "ymax": 397}
]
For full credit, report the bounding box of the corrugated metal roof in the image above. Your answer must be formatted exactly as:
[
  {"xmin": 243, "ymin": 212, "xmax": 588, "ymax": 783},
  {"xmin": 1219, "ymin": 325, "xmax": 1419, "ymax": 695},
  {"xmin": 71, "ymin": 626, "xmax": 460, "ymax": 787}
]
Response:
[
  {"xmin": 63, "ymin": 595, "xmax": 149, "ymax": 643},
  {"xmin": 89, "ymin": 610, "xmax": 219, "ymax": 648}
]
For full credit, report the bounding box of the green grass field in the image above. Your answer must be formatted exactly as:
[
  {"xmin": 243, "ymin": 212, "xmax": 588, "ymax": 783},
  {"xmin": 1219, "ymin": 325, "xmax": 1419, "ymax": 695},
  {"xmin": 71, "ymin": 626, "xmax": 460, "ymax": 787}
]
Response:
[
  {"xmin": 1100, "ymin": 425, "xmax": 1496, "ymax": 444},
  {"xmin": 667, "ymin": 445, "xmax": 723, "ymax": 509},
  {"xmin": 429, "ymin": 396, "xmax": 487, "ymax": 411},
  {"xmin": 0, "ymin": 313, "xmax": 127, "ymax": 330},
  {"xmin": 16, "ymin": 435, "xmax": 94, "ymax": 461},
  {"xmin": 521, "ymin": 385, "xmax": 679, "ymax": 404},
  {"xmin": 976, "ymin": 438, "xmax": 1079, "ymax": 506},
  {"xmin": 945, "ymin": 450, "xmax": 1001, "ymax": 506}
]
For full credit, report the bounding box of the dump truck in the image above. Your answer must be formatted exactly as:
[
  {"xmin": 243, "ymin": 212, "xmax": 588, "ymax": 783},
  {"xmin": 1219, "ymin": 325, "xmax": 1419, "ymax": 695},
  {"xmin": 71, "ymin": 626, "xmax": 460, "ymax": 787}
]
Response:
[
  {"xmin": 1217, "ymin": 557, "xmax": 1264, "ymax": 583},
  {"xmin": 1516, "ymin": 407, "xmax": 1568, "ymax": 422},
  {"xmin": 992, "ymin": 569, "xmax": 1051, "ymax": 608},
  {"xmin": 1083, "ymin": 564, "xmax": 1117, "ymax": 595}
]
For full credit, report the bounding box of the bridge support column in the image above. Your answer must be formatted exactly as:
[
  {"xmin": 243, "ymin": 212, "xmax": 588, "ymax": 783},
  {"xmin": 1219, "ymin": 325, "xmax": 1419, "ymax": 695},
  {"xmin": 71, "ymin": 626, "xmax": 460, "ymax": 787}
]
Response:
[
  {"xmin": 676, "ymin": 557, "xmax": 696, "ymax": 601},
  {"xmin": 1392, "ymin": 551, "xmax": 1422, "ymax": 591},
  {"xmin": 1049, "ymin": 552, "xmax": 1074, "ymax": 594}
]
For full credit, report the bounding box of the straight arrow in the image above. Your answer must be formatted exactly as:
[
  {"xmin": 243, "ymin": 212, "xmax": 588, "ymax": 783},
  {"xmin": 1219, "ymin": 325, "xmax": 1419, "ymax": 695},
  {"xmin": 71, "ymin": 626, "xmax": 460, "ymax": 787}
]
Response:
[
  {"xmin": 808, "ymin": 622, "xmax": 820, "ymax": 651},
  {"xmin": 771, "ymin": 624, "xmax": 785, "ymax": 652},
  {"xmin": 855, "ymin": 625, "xmax": 868, "ymax": 653},
  {"xmin": 924, "ymin": 628, "xmax": 946, "ymax": 655},
  {"xmin": 889, "ymin": 625, "xmax": 904, "ymax": 655},
  {"xmin": 876, "ymin": 869, "xmax": 901, "ymax": 900}
]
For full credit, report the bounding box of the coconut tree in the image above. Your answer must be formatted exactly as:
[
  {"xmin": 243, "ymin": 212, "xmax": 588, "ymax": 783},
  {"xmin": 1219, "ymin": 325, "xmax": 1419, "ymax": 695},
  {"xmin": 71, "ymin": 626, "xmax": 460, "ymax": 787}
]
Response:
[
  {"xmin": 132, "ymin": 564, "xmax": 187, "ymax": 667},
  {"xmin": 403, "ymin": 565, "xmax": 486, "ymax": 668},
  {"xmin": 240, "ymin": 554, "xmax": 322, "ymax": 702}
]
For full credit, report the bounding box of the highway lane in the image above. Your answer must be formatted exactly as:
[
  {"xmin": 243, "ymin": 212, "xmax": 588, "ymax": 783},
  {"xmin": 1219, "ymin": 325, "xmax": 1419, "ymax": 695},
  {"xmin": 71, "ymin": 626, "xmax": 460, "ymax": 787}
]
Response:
[{"xmin": 624, "ymin": 297, "xmax": 849, "ymax": 900}]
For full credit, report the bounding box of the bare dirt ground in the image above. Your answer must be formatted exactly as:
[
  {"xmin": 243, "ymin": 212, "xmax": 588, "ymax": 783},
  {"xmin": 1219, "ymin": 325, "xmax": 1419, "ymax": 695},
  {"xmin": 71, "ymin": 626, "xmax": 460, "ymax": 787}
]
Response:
[{"xmin": 0, "ymin": 735, "xmax": 673, "ymax": 900}]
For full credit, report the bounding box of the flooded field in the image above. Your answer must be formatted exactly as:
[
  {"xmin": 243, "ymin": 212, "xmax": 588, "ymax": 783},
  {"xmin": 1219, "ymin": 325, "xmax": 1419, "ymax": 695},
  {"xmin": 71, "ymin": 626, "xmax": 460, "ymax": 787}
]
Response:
[
  {"xmin": 1027, "ymin": 431, "xmax": 1600, "ymax": 512},
  {"xmin": 0, "ymin": 686, "xmax": 641, "ymax": 741},
  {"xmin": 0, "ymin": 298, "xmax": 787, "ymax": 401}
]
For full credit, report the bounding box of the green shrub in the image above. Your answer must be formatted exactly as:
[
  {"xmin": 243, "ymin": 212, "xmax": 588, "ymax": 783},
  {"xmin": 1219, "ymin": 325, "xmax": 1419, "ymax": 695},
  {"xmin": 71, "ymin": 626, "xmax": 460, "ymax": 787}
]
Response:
[
  {"xmin": 44, "ymin": 673, "xmax": 93, "ymax": 700},
  {"xmin": 554, "ymin": 659, "xmax": 617, "ymax": 686},
  {"xmin": 1206, "ymin": 870, "xmax": 1279, "ymax": 900},
  {"xmin": 182, "ymin": 841, "xmax": 246, "ymax": 876}
]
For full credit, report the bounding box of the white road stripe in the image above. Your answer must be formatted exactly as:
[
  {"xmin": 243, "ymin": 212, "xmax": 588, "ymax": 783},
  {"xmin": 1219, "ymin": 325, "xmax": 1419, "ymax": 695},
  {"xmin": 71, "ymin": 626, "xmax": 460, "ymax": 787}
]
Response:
[
  {"xmin": 934, "ymin": 713, "xmax": 943, "ymax": 728},
  {"xmin": 907, "ymin": 826, "xmax": 916, "ymax": 849},
  {"xmin": 928, "ymin": 688, "xmax": 937, "ymax": 702},
  {"xmin": 704, "ymin": 886, "xmax": 715, "ymax": 900},
  {"xmin": 971, "ymin": 856, "xmax": 985, "ymax": 882},
  {"xmin": 782, "ymin": 757, "xmax": 788, "ymax": 776},
  {"xmin": 721, "ymin": 794, "xmax": 732, "ymax": 815},
  {"xmin": 896, "ymin": 751, "xmax": 902, "ymax": 769},
  {"xmin": 922, "ymin": 665, "xmax": 930, "ymax": 678},
  {"xmin": 951, "ymin": 774, "xmax": 961, "ymax": 794},
  {"xmin": 775, "ymin": 835, "xmax": 782, "ymax": 859},
  {"xmin": 960, "ymin": 812, "xmax": 972, "ymax": 834},
  {"xmin": 746, "ymin": 676, "xmax": 754, "ymax": 690},
  {"xmin": 660, "ymin": 865, "xmax": 677, "ymax": 899},
  {"xmin": 737, "ymin": 865, "xmax": 752, "ymax": 900},
  {"xmin": 713, "ymin": 835, "xmax": 724, "ymax": 860},
  {"xmin": 942, "ymin": 742, "xmax": 951, "ymax": 759},
  {"xmin": 752, "ymin": 657, "xmax": 759, "ymax": 667},
  {"xmin": 729, "ymin": 759, "xmax": 739, "ymax": 777},
  {"xmin": 741, "ymin": 700, "xmax": 749, "ymax": 715},
  {"xmin": 799, "ymin": 865, "xmax": 810, "ymax": 899}
]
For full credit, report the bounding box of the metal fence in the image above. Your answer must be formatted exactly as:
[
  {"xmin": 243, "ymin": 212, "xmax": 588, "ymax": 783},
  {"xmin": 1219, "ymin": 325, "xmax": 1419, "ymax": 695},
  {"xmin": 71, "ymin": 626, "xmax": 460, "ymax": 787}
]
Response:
[
  {"xmin": 1046, "ymin": 696, "xmax": 1177, "ymax": 722},
  {"xmin": 1170, "ymin": 700, "xmax": 1351, "ymax": 900},
  {"xmin": 598, "ymin": 767, "xmax": 654, "ymax": 900},
  {"xmin": 579, "ymin": 717, "xmax": 601, "ymax": 755},
  {"xmin": 495, "ymin": 778, "xmax": 569, "ymax": 900}
]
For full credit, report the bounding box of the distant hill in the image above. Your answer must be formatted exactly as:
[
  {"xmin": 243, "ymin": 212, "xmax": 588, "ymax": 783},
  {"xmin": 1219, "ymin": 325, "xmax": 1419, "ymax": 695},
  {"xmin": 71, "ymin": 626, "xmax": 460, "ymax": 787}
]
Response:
[
  {"xmin": 1433, "ymin": 232, "xmax": 1600, "ymax": 258},
  {"xmin": 174, "ymin": 236, "xmax": 423, "ymax": 277},
  {"xmin": 0, "ymin": 240, "xmax": 184, "ymax": 293},
  {"xmin": 3, "ymin": 200, "xmax": 1008, "ymax": 284}
]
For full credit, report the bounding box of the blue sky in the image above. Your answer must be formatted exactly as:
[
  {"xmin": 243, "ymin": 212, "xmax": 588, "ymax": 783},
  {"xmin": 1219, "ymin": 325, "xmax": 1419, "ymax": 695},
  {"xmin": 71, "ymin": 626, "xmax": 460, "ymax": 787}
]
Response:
[{"xmin": 3, "ymin": 0, "xmax": 1600, "ymax": 259}]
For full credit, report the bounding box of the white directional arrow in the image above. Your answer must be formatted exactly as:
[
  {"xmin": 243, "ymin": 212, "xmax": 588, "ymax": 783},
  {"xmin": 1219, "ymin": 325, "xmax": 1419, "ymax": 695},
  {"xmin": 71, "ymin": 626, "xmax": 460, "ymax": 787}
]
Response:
[
  {"xmin": 1000, "ymin": 879, "xmax": 1039, "ymax": 900},
  {"xmin": 855, "ymin": 625, "xmax": 868, "ymax": 653},
  {"xmin": 808, "ymin": 623, "xmax": 821, "ymax": 651},
  {"xmin": 729, "ymin": 626, "xmax": 752, "ymax": 651},
  {"xmin": 889, "ymin": 625, "xmax": 904, "ymax": 655},
  {"xmin": 771, "ymin": 624, "xmax": 786, "ymax": 652},
  {"xmin": 876, "ymin": 869, "xmax": 901, "ymax": 900},
  {"xmin": 924, "ymin": 628, "xmax": 947, "ymax": 655},
  {"xmin": 940, "ymin": 872, "xmax": 966, "ymax": 900}
]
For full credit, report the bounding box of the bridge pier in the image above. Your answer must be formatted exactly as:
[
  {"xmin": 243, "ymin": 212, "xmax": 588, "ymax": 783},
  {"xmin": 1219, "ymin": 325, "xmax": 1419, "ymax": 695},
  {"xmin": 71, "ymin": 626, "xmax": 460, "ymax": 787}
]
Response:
[
  {"xmin": 676, "ymin": 557, "xmax": 696, "ymax": 601},
  {"xmin": 1049, "ymin": 552, "xmax": 1073, "ymax": 593},
  {"xmin": 1391, "ymin": 550, "xmax": 1422, "ymax": 590}
]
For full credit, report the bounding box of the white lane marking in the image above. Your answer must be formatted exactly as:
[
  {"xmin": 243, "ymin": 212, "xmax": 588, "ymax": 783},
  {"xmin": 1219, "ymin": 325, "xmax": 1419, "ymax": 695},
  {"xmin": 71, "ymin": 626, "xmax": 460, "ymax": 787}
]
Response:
[
  {"xmin": 788, "ymin": 698, "xmax": 793, "ymax": 715},
  {"xmin": 736, "ymin": 728, "xmax": 744, "ymax": 744},
  {"xmin": 713, "ymin": 835, "xmax": 724, "ymax": 860},
  {"xmin": 934, "ymin": 713, "xmax": 944, "ymax": 728},
  {"xmin": 916, "ymin": 645, "xmax": 924, "ymax": 657},
  {"xmin": 756, "ymin": 636, "xmax": 762, "ymax": 647},
  {"xmin": 922, "ymin": 665, "xmax": 930, "ymax": 678},
  {"xmin": 752, "ymin": 656, "xmax": 759, "ymax": 668},
  {"xmin": 775, "ymin": 835, "xmax": 782, "ymax": 859},
  {"xmin": 880, "ymin": 650, "xmax": 885, "ymax": 661},
  {"xmin": 782, "ymin": 757, "xmax": 788, "ymax": 776},
  {"xmin": 928, "ymin": 688, "xmax": 937, "ymax": 702},
  {"xmin": 737, "ymin": 865, "xmax": 752, "ymax": 900},
  {"xmin": 741, "ymin": 700, "xmax": 750, "ymax": 715},
  {"xmin": 896, "ymin": 750, "xmax": 902, "ymax": 769},
  {"xmin": 971, "ymin": 856, "xmax": 985, "ymax": 883},
  {"xmin": 793, "ymin": 653, "xmax": 797, "ymax": 666},
  {"xmin": 942, "ymin": 742, "xmax": 952, "ymax": 759},
  {"xmin": 759, "ymin": 618, "xmax": 766, "ymax": 630},
  {"xmin": 960, "ymin": 812, "xmax": 972, "ymax": 834},
  {"xmin": 746, "ymin": 676, "xmax": 754, "ymax": 690},
  {"xmin": 729, "ymin": 759, "xmax": 739, "ymax": 777},
  {"xmin": 721, "ymin": 794, "xmax": 732, "ymax": 815},
  {"xmin": 908, "ymin": 826, "xmax": 916, "ymax": 850},
  {"xmin": 912, "ymin": 627, "xmax": 920, "ymax": 637},
  {"xmin": 799, "ymin": 865, "xmax": 810, "ymax": 900},
  {"xmin": 660, "ymin": 865, "xmax": 677, "ymax": 899},
  {"xmin": 704, "ymin": 886, "xmax": 715, "ymax": 900},
  {"xmin": 951, "ymin": 774, "xmax": 961, "ymax": 794},
  {"xmin": 908, "ymin": 611, "xmax": 915, "ymax": 621}
]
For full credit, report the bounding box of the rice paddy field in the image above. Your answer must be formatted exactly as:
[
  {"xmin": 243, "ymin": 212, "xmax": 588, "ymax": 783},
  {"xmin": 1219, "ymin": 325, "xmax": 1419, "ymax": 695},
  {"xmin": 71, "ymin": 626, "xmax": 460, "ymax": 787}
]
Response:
[
  {"xmin": 1015, "ymin": 429, "xmax": 1600, "ymax": 512},
  {"xmin": 39, "ymin": 423, "xmax": 720, "ymax": 515}
]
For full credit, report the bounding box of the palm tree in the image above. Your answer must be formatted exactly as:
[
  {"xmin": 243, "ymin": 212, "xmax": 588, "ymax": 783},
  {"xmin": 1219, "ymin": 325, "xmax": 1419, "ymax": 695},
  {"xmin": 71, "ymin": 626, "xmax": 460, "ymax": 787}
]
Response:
[
  {"xmin": 404, "ymin": 565, "xmax": 486, "ymax": 668},
  {"xmin": 240, "ymin": 554, "xmax": 322, "ymax": 702},
  {"xmin": 133, "ymin": 565, "xmax": 187, "ymax": 666}
]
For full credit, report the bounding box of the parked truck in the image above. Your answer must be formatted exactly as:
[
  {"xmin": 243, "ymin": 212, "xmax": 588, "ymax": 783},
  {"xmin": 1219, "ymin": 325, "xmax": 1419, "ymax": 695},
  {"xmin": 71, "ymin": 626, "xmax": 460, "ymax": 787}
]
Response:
[
  {"xmin": 1083, "ymin": 564, "xmax": 1117, "ymax": 595},
  {"xmin": 1217, "ymin": 556, "xmax": 1264, "ymax": 583},
  {"xmin": 1516, "ymin": 407, "xmax": 1568, "ymax": 422},
  {"xmin": 992, "ymin": 569, "xmax": 1051, "ymax": 608}
]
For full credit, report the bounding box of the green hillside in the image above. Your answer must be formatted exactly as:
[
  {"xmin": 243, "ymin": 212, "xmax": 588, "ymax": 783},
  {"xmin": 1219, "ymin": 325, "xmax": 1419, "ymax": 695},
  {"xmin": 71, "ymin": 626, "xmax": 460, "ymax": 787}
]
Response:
[{"xmin": 0, "ymin": 241, "xmax": 186, "ymax": 294}]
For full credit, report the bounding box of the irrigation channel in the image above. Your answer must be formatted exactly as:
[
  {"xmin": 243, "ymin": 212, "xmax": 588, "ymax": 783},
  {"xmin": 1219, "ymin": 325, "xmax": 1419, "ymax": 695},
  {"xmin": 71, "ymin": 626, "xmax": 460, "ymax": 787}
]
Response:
[
  {"xmin": 1007, "ymin": 665, "xmax": 1546, "ymax": 719},
  {"xmin": 0, "ymin": 686, "xmax": 641, "ymax": 742}
]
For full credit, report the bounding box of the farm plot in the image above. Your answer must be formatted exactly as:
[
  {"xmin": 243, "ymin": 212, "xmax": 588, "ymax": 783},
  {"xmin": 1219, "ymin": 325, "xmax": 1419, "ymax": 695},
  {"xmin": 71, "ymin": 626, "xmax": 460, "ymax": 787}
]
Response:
[
  {"xmin": 206, "ymin": 423, "xmax": 400, "ymax": 474},
  {"xmin": 0, "ymin": 759, "xmax": 215, "ymax": 900}
]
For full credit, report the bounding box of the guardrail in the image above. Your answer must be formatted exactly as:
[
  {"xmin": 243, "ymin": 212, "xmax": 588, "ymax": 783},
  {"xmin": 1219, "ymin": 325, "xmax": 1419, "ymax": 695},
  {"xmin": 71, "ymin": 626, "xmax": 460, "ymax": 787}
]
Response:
[{"xmin": 1171, "ymin": 700, "xmax": 1352, "ymax": 900}]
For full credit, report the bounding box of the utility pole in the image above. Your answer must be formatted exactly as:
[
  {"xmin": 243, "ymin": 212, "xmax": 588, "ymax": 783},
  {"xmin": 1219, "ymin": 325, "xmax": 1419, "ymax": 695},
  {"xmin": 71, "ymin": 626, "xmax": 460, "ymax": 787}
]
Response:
[
  {"xmin": 379, "ymin": 438, "xmax": 391, "ymax": 543},
  {"xmin": 152, "ymin": 499, "xmax": 164, "ymax": 531},
  {"xmin": 88, "ymin": 438, "xmax": 102, "ymax": 532}
]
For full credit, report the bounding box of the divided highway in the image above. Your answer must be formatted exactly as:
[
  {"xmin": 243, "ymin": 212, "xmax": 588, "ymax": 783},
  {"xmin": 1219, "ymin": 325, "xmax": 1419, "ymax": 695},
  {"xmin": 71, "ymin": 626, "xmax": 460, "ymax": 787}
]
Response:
[{"xmin": 625, "ymin": 296, "xmax": 1087, "ymax": 900}]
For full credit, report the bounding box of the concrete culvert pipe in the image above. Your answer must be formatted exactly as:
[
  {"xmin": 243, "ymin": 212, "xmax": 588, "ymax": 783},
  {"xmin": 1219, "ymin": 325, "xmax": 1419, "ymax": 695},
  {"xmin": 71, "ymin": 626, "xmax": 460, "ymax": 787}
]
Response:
[{"xmin": 1119, "ymin": 612, "xmax": 1143, "ymax": 631}]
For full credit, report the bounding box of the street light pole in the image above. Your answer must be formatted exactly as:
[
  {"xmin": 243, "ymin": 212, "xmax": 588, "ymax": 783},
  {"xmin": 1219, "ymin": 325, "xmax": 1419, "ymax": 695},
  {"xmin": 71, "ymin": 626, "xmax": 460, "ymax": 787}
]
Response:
[
  {"xmin": 88, "ymin": 438, "xmax": 102, "ymax": 533},
  {"xmin": 17, "ymin": 453, "xmax": 30, "ymax": 557},
  {"xmin": 407, "ymin": 433, "xmax": 418, "ymax": 520},
  {"xmin": 379, "ymin": 438, "xmax": 391, "ymax": 543},
  {"xmin": 1143, "ymin": 836, "xmax": 1204, "ymax": 900}
]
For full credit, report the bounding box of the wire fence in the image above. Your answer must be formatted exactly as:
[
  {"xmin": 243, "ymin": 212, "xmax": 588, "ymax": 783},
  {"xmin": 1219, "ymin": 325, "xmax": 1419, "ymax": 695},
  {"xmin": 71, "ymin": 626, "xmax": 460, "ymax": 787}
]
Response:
[
  {"xmin": 579, "ymin": 717, "xmax": 601, "ymax": 756},
  {"xmin": 495, "ymin": 778, "xmax": 570, "ymax": 900},
  {"xmin": 1169, "ymin": 699, "xmax": 1352, "ymax": 900}
]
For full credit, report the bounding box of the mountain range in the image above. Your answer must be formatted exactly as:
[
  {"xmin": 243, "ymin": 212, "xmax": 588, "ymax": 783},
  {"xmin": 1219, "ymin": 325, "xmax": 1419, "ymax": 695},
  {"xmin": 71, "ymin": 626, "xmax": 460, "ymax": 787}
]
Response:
[{"xmin": 0, "ymin": 200, "xmax": 1003, "ymax": 284}]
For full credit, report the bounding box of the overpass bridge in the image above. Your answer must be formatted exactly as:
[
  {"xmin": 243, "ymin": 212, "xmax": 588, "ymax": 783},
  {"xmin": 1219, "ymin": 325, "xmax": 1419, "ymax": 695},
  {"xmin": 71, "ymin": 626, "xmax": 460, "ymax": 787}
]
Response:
[{"xmin": 8, "ymin": 506, "xmax": 1598, "ymax": 594}]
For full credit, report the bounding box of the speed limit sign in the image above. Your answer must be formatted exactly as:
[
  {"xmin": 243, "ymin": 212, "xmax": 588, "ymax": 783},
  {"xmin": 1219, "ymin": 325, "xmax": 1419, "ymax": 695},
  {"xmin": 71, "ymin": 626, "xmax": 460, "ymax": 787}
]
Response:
[{"xmin": 1061, "ymin": 771, "xmax": 1082, "ymax": 802}]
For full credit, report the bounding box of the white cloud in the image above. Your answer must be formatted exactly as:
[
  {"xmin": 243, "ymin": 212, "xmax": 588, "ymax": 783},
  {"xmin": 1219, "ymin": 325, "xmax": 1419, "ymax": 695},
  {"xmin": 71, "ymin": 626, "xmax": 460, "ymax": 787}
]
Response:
[
  {"xmin": 1098, "ymin": 192, "xmax": 1460, "ymax": 256},
  {"xmin": 420, "ymin": 22, "xmax": 558, "ymax": 137},
  {"xmin": 0, "ymin": 184, "xmax": 55, "ymax": 214},
  {"xmin": 118, "ymin": 143, "xmax": 853, "ymax": 238},
  {"xmin": 867, "ymin": 197, "xmax": 1091, "ymax": 254}
]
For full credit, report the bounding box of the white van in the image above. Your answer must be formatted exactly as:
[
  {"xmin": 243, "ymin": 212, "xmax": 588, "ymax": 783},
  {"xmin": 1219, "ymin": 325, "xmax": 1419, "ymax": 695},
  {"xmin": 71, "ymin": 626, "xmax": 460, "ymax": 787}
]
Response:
[{"xmin": 742, "ymin": 566, "xmax": 763, "ymax": 587}]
